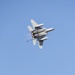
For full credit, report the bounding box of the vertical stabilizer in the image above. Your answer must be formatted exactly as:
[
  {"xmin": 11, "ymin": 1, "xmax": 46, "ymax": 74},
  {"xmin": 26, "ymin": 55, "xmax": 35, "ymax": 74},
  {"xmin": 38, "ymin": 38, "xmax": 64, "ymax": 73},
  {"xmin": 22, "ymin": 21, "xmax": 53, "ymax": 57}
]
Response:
[
  {"xmin": 31, "ymin": 19, "xmax": 38, "ymax": 28},
  {"xmin": 28, "ymin": 26, "xmax": 33, "ymax": 32}
]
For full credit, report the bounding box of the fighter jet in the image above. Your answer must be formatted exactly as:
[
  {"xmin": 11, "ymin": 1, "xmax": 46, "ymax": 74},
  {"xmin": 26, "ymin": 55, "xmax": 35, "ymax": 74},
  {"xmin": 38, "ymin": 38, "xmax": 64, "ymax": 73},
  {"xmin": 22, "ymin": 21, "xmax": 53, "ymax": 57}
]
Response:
[{"xmin": 28, "ymin": 19, "xmax": 54, "ymax": 49}]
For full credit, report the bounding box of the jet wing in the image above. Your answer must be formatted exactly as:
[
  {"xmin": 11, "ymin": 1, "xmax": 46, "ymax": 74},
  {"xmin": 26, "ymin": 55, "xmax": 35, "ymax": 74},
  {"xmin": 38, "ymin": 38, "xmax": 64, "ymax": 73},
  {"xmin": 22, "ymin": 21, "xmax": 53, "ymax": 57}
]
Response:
[{"xmin": 31, "ymin": 19, "xmax": 43, "ymax": 30}]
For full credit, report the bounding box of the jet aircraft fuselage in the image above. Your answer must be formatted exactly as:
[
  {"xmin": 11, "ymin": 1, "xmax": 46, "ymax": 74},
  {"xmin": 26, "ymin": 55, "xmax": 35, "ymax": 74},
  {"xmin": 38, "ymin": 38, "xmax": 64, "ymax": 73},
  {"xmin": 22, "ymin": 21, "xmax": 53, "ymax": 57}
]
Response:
[{"xmin": 28, "ymin": 19, "xmax": 54, "ymax": 49}]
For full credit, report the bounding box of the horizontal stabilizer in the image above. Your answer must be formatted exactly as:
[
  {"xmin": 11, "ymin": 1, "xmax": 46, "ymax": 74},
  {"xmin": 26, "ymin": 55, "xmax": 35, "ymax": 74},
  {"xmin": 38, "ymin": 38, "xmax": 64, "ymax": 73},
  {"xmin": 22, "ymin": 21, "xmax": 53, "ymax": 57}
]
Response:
[
  {"xmin": 38, "ymin": 41, "xmax": 43, "ymax": 49},
  {"xmin": 33, "ymin": 38, "xmax": 37, "ymax": 46}
]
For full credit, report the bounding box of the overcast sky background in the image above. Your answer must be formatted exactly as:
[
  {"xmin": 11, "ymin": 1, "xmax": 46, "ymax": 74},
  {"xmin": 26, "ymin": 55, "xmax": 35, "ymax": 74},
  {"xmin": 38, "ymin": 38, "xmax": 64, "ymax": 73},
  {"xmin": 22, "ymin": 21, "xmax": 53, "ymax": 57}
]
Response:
[{"xmin": 0, "ymin": 0, "xmax": 75, "ymax": 75}]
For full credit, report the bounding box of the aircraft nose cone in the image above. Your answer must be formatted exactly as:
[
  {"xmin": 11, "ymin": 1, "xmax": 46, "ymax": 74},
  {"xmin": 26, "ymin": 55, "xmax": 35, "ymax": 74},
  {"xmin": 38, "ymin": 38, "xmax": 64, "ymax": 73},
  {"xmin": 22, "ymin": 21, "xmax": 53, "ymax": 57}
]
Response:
[
  {"xmin": 50, "ymin": 28, "xmax": 54, "ymax": 31},
  {"xmin": 52, "ymin": 28, "xmax": 54, "ymax": 30}
]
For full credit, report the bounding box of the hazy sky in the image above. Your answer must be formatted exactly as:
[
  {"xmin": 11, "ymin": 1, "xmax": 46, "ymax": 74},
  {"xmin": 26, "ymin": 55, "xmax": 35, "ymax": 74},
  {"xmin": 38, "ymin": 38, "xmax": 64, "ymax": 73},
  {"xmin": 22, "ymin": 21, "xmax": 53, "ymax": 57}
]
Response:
[{"xmin": 0, "ymin": 0, "xmax": 75, "ymax": 75}]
